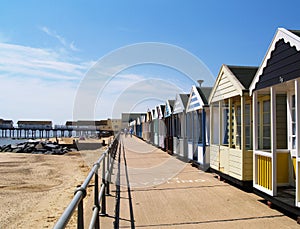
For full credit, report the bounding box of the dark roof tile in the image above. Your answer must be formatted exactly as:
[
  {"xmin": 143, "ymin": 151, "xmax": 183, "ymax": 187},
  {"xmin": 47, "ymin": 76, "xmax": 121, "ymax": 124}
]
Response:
[{"xmin": 227, "ymin": 65, "xmax": 258, "ymax": 89}]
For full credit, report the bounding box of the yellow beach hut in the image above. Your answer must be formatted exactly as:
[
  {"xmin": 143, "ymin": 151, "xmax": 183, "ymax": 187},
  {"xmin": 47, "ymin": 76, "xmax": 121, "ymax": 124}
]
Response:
[
  {"xmin": 249, "ymin": 28, "xmax": 300, "ymax": 213},
  {"xmin": 209, "ymin": 65, "xmax": 258, "ymax": 186}
]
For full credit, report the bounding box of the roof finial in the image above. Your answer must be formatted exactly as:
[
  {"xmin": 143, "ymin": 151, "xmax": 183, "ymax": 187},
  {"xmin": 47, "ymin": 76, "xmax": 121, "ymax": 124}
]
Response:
[{"xmin": 197, "ymin": 80, "xmax": 204, "ymax": 87}]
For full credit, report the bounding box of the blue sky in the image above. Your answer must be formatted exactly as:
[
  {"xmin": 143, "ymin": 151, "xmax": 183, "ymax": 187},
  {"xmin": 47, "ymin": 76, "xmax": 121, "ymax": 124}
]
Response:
[{"xmin": 0, "ymin": 0, "xmax": 300, "ymax": 124}]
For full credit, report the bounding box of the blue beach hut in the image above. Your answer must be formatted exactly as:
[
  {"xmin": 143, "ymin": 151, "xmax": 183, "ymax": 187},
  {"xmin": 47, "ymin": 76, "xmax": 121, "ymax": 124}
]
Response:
[{"xmin": 186, "ymin": 80, "xmax": 212, "ymax": 171}]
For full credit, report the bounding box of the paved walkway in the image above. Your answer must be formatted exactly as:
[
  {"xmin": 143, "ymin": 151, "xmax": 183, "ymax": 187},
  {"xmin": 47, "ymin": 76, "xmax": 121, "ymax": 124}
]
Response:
[{"xmin": 100, "ymin": 136, "xmax": 299, "ymax": 228}]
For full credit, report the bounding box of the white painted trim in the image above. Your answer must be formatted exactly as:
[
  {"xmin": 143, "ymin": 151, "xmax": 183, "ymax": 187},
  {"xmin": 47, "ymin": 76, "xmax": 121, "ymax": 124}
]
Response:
[
  {"xmin": 186, "ymin": 85, "xmax": 206, "ymax": 112},
  {"xmin": 250, "ymin": 28, "xmax": 300, "ymax": 94},
  {"xmin": 253, "ymin": 150, "xmax": 268, "ymax": 156},
  {"xmin": 296, "ymin": 80, "xmax": 300, "ymax": 205},
  {"xmin": 208, "ymin": 64, "xmax": 246, "ymax": 103},
  {"xmin": 271, "ymin": 87, "xmax": 277, "ymax": 196},
  {"xmin": 253, "ymin": 92, "xmax": 258, "ymax": 185},
  {"xmin": 173, "ymin": 94, "xmax": 186, "ymax": 114},
  {"xmin": 241, "ymin": 96, "xmax": 245, "ymax": 179},
  {"xmin": 254, "ymin": 184, "xmax": 274, "ymax": 196}
]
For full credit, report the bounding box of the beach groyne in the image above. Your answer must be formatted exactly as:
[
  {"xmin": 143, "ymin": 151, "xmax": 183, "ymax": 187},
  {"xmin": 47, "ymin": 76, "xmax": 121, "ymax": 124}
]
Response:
[{"xmin": 0, "ymin": 140, "xmax": 76, "ymax": 155}]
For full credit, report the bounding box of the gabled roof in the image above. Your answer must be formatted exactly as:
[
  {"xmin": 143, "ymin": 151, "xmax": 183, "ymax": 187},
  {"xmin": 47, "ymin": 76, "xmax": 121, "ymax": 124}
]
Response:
[
  {"xmin": 164, "ymin": 99, "xmax": 175, "ymax": 117},
  {"xmin": 151, "ymin": 108, "xmax": 158, "ymax": 119},
  {"xmin": 157, "ymin": 105, "xmax": 165, "ymax": 119},
  {"xmin": 173, "ymin": 93, "xmax": 189, "ymax": 114},
  {"xmin": 289, "ymin": 30, "xmax": 300, "ymax": 37},
  {"xmin": 250, "ymin": 28, "xmax": 300, "ymax": 93},
  {"xmin": 180, "ymin": 94, "xmax": 189, "ymax": 107},
  {"xmin": 209, "ymin": 64, "xmax": 257, "ymax": 103},
  {"xmin": 187, "ymin": 85, "xmax": 212, "ymax": 112},
  {"xmin": 146, "ymin": 110, "xmax": 152, "ymax": 122},
  {"xmin": 227, "ymin": 66, "xmax": 258, "ymax": 89}
]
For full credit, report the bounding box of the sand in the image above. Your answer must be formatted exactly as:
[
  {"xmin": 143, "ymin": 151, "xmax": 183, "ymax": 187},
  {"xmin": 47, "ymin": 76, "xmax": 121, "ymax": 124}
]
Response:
[{"xmin": 0, "ymin": 147, "xmax": 107, "ymax": 229}]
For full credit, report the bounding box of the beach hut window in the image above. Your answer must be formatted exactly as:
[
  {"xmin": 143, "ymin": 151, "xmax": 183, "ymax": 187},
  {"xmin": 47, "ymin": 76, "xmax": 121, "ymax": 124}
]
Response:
[
  {"xmin": 212, "ymin": 103, "xmax": 220, "ymax": 144},
  {"xmin": 187, "ymin": 112, "xmax": 193, "ymax": 141},
  {"xmin": 235, "ymin": 105, "xmax": 242, "ymax": 149},
  {"xmin": 197, "ymin": 110, "xmax": 203, "ymax": 144},
  {"xmin": 258, "ymin": 99, "xmax": 271, "ymax": 150},
  {"xmin": 245, "ymin": 104, "xmax": 252, "ymax": 149},
  {"xmin": 174, "ymin": 114, "xmax": 181, "ymax": 138}
]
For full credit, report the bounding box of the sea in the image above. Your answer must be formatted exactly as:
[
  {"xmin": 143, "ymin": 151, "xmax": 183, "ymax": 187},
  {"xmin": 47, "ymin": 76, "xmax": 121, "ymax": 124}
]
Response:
[{"xmin": 0, "ymin": 138, "xmax": 28, "ymax": 147}]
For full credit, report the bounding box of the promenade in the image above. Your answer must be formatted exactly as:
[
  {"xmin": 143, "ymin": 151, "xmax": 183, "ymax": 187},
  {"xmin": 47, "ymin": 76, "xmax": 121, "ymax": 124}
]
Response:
[{"xmin": 100, "ymin": 136, "xmax": 298, "ymax": 228}]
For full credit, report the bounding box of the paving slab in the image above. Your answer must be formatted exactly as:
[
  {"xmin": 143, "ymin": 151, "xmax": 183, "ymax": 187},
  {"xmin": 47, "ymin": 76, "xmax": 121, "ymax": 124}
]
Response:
[{"xmin": 100, "ymin": 136, "xmax": 299, "ymax": 228}]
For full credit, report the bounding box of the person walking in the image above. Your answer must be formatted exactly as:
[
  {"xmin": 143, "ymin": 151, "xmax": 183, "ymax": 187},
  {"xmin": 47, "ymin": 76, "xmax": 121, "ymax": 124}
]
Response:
[{"xmin": 129, "ymin": 127, "xmax": 133, "ymax": 138}]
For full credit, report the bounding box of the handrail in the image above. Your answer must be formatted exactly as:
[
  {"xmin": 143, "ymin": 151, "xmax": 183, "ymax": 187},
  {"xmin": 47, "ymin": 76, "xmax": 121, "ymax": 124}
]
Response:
[{"xmin": 53, "ymin": 133, "xmax": 119, "ymax": 229}]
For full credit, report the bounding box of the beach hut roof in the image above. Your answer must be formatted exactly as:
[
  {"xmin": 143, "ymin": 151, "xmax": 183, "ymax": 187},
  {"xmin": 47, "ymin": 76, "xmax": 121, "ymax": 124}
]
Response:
[
  {"xmin": 250, "ymin": 28, "xmax": 300, "ymax": 93},
  {"xmin": 173, "ymin": 93, "xmax": 189, "ymax": 114},
  {"xmin": 179, "ymin": 94, "xmax": 189, "ymax": 107},
  {"xmin": 168, "ymin": 99, "xmax": 175, "ymax": 108},
  {"xmin": 227, "ymin": 66, "xmax": 258, "ymax": 89},
  {"xmin": 164, "ymin": 99, "xmax": 175, "ymax": 117},
  {"xmin": 187, "ymin": 85, "xmax": 212, "ymax": 112},
  {"xmin": 197, "ymin": 87, "xmax": 212, "ymax": 104},
  {"xmin": 209, "ymin": 64, "xmax": 258, "ymax": 103}
]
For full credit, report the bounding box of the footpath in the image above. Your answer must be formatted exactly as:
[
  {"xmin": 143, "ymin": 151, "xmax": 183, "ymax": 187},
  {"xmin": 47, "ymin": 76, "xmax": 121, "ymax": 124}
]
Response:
[{"xmin": 100, "ymin": 135, "xmax": 299, "ymax": 228}]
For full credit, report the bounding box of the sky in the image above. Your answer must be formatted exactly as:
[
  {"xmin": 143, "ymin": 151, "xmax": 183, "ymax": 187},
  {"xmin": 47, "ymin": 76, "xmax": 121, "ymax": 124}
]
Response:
[{"xmin": 0, "ymin": 0, "xmax": 300, "ymax": 124}]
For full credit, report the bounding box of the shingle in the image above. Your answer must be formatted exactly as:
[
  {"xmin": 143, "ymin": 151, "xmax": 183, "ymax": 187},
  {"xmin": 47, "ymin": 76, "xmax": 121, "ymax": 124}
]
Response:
[
  {"xmin": 196, "ymin": 87, "xmax": 212, "ymax": 105},
  {"xmin": 289, "ymin": 30, "xmax": 300, "ymax": 37},
  {"xmin": 227, "ymin": 65, "xmax": 258, "ymax": 89}
]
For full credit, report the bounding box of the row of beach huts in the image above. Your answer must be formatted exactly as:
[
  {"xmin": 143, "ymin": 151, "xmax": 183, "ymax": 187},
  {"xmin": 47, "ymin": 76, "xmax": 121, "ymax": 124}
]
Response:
[{"xmin": 126, "ymin": 28, "xmax": 300, "ymax": 217}]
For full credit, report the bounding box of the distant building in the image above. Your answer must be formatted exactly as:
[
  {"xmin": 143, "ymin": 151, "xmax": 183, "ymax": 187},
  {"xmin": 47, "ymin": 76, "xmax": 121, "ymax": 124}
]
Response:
[
  {"xmin": 17, "ymin": 120, "xmax": 52, "ymax": 129},
  {"xmin": 99, "ymin": 119, "xmax": 122, "ymax": 132},
  {"xmin": 121, "ymin": 113, "xmax": 146, "ymax": 129},
  {"xmin": 65, "ymin": 119, "xmax": 121, "ymax": 132},
  {"xmin": 0, "ymin": 119, "xmax": 13, "ymax": 128}
]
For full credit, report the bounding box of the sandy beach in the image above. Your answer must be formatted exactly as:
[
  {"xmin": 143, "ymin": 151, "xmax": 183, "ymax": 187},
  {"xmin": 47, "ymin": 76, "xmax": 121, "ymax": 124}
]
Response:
[{"xmin": 0, "ymin": 146, "xmax": 107, "ymax": 228}]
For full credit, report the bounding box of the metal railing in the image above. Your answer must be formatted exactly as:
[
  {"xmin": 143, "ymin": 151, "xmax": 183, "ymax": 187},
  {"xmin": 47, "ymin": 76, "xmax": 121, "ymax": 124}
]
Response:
[{"xmin": 53, "ymin": 134, "xmax": 119, "ymax": 229}]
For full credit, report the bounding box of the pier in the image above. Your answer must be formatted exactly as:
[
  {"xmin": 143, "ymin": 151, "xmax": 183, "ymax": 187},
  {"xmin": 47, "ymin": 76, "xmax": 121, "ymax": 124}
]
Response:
[{"xmin": 0, "ymin": 126, "xmax": 103, "ymax": 139}]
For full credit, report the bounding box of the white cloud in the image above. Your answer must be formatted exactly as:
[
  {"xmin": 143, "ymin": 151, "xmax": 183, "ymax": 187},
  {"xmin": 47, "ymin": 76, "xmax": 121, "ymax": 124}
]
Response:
[
  {"xmin": 0, "ymin": 75, "xmax": 76, "ymax": 124},
  {"xmin": 0, "ymin": 42, "xmax": 89, "ymax": 81},
  {"xmin": 40, "ymin": 26, "xmax": 80, "ymax": 52},
  {"xmin": 0, "ymin": 41, "xmax": 95, "ymax": 124}
]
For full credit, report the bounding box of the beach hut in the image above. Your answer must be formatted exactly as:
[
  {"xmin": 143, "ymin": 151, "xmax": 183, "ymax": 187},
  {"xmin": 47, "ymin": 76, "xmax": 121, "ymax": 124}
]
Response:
[
  {"xmin": 249, "ymin": 28, "xmax": 300, "ymax": 212},
  {"xmin": 158, "ymin": 105, "xmax": 166, "ymax": 149},
  {"xmin": 142, "ymin": 110, "xmax": 152, "ymax": 142},
  {"xmin": 137, "ymin": 114, "xmax": 146, "ymax": 139},
  {"xmin": 150, "ymin": 108, "xmax": 158, "ymax": 145},
  {"xmin": 209, "ymin": 65, "xmax": 258, "ymax": 185},
  {"xmin": 186, "ymin": 80, "xmax": 212, "ymax": 171},
  {"xmin": 173, "ymin": 94, "xmax": 189, "ymax": 158},
  {"xmin": 136, "ymin": 116, "xmax": 142, "ymax": 138},
  {"xmin": 164, "ymin": 100, "xmax": 175, "ymax": 154}
]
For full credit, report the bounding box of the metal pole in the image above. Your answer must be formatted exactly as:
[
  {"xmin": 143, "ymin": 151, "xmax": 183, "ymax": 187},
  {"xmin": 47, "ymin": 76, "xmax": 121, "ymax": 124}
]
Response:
[
  {"xmin": 94, "ymin": 163, "xmax": 100, "ymax": 229},
  {"xmin": 100, "ymin": 154, "xmax": 107, "ymax": 216},
  {"xmin": 106, "ymin": 148, "xmax": 110, "ymax": 195},
  {"xmin": 77, "ymin": 199, "xmax": 84, "ymax": 229}
]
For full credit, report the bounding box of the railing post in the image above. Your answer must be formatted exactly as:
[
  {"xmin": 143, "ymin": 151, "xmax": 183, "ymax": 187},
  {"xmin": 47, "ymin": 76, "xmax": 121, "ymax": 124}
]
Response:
[
  {"xmin": 106, "ymin": 148, "xmax": 110, "ymax": 195},
  {"xmin": 77, "ymin": 200, "xmax": 84, "ymax": 229},
  {"xmin": 75, "ymin": 186, "xmax": 86, "ymax": 229},
  {"xmin": 100, "ymin": 154, "xmax": 107, "ymax": 216},
  {"xmin": 94, "ymin": 163, "xmax": 100, "ymax": 229}
]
